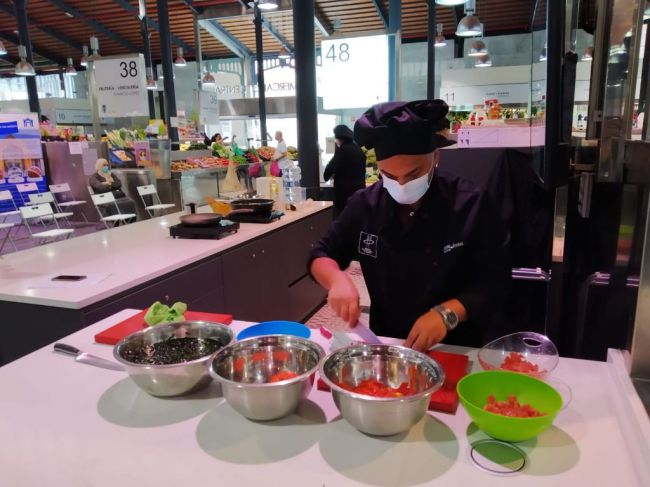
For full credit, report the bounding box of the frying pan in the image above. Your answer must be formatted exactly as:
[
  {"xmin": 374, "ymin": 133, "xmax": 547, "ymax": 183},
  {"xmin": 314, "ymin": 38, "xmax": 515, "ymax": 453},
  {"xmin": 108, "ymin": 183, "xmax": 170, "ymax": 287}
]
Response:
[
  {"xmin": 230, "ymin": 198, "xmax": 274, "ymax": 217},
  {"xmin": 179, "ymin": 209, "xmax": 254, "ymax": 227}
]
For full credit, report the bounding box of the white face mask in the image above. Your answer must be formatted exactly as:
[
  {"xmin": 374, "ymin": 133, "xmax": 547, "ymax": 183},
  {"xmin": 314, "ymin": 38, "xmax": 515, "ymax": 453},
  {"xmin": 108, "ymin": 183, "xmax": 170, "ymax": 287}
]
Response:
[{"xmin": 381, "ymin": 164, "xmax": 434, "ymax": 205}]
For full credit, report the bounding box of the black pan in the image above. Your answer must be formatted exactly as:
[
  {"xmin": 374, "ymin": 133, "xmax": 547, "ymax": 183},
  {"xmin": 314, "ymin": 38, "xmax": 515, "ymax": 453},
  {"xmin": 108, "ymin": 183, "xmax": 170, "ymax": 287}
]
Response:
[
  {"xmin": 179, "ymin": 209, "xmax": 254, "ymax": 227},
  {"xmin": 230, "ymin": 198, "xmax": 274, "ymax": 217}
]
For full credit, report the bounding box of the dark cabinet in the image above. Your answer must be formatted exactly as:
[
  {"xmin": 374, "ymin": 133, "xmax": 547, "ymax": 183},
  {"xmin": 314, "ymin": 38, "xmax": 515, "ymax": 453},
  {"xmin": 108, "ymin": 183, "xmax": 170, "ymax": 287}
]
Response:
[
  {"xmin": 289, "ymin": 275, "xmax": 327, "ymax": 322},
  {"xmin": 284, "ymin": 209, "xmax": 333, "ymax": 286}
]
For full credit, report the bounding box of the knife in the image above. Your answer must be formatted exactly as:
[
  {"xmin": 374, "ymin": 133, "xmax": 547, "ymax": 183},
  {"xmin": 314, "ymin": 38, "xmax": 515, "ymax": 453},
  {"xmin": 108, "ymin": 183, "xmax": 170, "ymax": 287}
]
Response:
[{"xmin": 53, "ymin": 343, "xmax": 125, "ymax": 371}]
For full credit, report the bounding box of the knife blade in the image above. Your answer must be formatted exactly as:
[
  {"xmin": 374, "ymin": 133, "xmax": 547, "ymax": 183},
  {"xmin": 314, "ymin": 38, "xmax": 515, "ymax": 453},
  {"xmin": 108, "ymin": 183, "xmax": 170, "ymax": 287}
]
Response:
[{"xmin": 75, "ymin": 353, "xmax": 125, "ymax": 371}]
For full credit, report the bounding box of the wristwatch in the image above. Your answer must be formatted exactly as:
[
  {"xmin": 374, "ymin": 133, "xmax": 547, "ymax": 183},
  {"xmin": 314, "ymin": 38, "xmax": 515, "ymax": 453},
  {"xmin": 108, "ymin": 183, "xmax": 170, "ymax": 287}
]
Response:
[{"xmin": 433, "ymin": 305, "xmax": 459, "ymax": 332}]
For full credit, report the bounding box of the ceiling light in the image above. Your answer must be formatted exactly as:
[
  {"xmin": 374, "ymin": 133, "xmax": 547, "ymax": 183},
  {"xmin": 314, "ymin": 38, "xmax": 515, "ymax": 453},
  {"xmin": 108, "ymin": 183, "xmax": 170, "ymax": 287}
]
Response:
[
  {"xmin": 582, "ymin": 46, "xmax": 594, "ymax": 61},
  {"xmin": 64, "ymin": 12, "xmax": 74, "ymax": 18},
  {"xmin": 174, "ymin": 47, "xmax": 186, "ymax": 67},
  {"xmin": 468, "ymin": 39, "xmax": 488, "ymax": 57},
  {"xmin": 278, "ymin": 46, "xmax": 291, "ymax": 59},
  {"xmin": 539, "ymin": 47, "xmax": 547, "ymax": 62},
  {"xmin": 434, "ymin": 23, "xmax": 447, "ymax": 47},
  {"xmin": 15, "ymin": 45, "xmax": 35, "ymax": 76},
  {"xmin": 202, "ymin": 71, "xmax": 216, "ymax": 86},
  {"xmin": 257, "ymin": 0, "xmax": 278, "ymax": 10},
  {"xmin": 64, "ymin": 57, "xmax": 77, "ymax": 76},
  {"xmin": 436, "ymin": 0, "xmax": 469, "ymax": 5},
  {"xmin": 474, "ymin": 54, "xmax": 492, "ymax": 67},
  {"xmin": 89, "ymin": 36, "xmax": 100, "ymax": 60},
  {"xmin": 0, "ymin": 40, "xmax": 7, "ymax": 55},
  {"xmin": 80, "ymin": 45, "xmax": 89, "ymax": 67},
  {"xmin": 456, "ymin": 0, "xmax": 482, "ymax": 37}
]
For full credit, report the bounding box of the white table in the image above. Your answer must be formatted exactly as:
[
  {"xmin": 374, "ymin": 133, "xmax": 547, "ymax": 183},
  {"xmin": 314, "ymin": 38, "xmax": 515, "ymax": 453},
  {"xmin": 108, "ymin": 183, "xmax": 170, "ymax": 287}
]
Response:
[{"xmin": 2, "ymin": 309, "xmax": 649, "ymax": 486}]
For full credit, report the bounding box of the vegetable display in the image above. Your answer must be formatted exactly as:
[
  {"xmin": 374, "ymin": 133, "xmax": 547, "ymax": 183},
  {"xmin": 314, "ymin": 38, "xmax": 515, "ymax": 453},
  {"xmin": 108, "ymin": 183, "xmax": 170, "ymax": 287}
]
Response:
[
  {"xmin": 105, "ymin": 128, "xmax": 147, "ymax": 149},
  {"xmin": 144, "ymin": 301, "xmax": 187, "ymax": 326},
  {"xmin": 483, "ymin": 394, "xmax": 545, "ymax": 418}
]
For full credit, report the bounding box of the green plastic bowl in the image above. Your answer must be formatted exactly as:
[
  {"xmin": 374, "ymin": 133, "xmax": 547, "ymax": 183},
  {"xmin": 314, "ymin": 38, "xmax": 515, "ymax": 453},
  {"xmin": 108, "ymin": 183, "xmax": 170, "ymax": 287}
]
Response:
[{"xmin": 457, "ymin": 370, "xmax": 562, "ymax": 442}]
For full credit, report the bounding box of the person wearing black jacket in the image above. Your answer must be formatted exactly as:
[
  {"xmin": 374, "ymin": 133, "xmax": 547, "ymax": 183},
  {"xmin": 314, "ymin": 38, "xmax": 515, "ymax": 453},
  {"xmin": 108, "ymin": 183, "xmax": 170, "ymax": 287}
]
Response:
[{"xmin": 323, "ymin": 125, "xmax": 367, "ymax": 216}]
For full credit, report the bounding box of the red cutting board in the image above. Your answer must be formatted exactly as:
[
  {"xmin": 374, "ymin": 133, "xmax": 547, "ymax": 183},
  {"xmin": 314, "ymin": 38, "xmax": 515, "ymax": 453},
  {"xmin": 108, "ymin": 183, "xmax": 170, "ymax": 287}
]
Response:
[
  {"xmin": 317, "ymin": 350, "xmax": 469, "ymax": 414},
  {"xmin": 94, "ymin": 310, "xmax": 233, "ymax": 345}
]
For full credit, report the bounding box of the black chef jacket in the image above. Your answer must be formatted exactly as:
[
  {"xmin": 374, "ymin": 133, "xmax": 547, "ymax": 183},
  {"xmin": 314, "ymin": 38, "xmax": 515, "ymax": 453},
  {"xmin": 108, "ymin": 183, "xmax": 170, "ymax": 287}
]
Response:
[
  {"xmin": 323, "ymin": 140, "xmax": 367, "ymax": 216},
  {"xmin": 309, "ymin": 170, "xmax": 511, "ymax": 346}
]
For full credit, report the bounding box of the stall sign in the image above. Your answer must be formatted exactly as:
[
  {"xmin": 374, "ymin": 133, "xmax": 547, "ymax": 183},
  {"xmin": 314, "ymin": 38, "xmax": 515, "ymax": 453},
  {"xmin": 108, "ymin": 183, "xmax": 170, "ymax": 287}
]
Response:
[
  {"xmin": 134, "ymin": 141, "xmax": 151, "ymax": 168},
  {"xmin": 93, "ymin": 55, "xmax": 148, "ymax": 117},
  {"xmin": 320, "ymin": 35, "xmax": 389, "ymax": 110},
  {"xmin": 440, "ymin": 83, "xmax": 532, "ymax": 106},
  {"xmin": 199, "ymin": 91, "xmax": 220, "ymax": 125}
]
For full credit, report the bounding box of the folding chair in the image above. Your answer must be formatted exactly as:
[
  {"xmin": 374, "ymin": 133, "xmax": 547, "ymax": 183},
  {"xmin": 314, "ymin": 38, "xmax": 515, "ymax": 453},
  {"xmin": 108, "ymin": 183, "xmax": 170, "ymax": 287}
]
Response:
[
  {"xmin": 0, "ymin": 190, "xmax": 21, "ymax": 223},
  {"xmin": 90, "ymin": 192, "xmax": 137, "ymax": 228},
  {"xmin": 16, "ymin": 182, "xmax": 40, "ymax": 205},
  {"xmin": 28, "ymin": 192, "xmax": 74, "ymax": 227},
  {"xmin": 0, "ymin": 221, "xmax": 17, "ymax": 253},
  {"xmin": 49, "ymin": 183, "xmax": 88, "ymax": 222},
  {"xmin": 20, "ymin": 204, "xmax": 74, "ymax": 244},
  {"xmin": 136, "ymin": 184, "xmax": 175, "ymax": 218}
]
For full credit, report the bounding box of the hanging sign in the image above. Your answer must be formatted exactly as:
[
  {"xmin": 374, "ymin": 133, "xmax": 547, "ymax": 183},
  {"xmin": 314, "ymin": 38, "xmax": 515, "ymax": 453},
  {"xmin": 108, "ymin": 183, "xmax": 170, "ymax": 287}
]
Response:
[
  {"xmin": 440, "ymin": 83, "xmax": 532, "ymax": 107},
  {"xmin": 199, "ymin": 91, "xmax": 220, "ymax": 125},
  {"xmin": 93, "ymin": 54, "xmax": 148, "ymax": 117}
]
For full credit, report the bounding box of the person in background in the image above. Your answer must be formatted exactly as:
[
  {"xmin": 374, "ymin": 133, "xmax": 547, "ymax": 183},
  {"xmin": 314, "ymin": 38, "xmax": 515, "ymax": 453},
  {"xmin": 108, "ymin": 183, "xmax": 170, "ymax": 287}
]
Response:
[
  {"xmin": 309, "ymin": 100, "xmax": 510, "ymax": 351},
  {"xmin": 89, "ymin": 158, "xmax": 136, "ymax": 218},
  {"xmin": 323, "ymin": 125, "xmax": 366, "ymax": 217},
  {"xmin": 272, "ymin": 131, "xmax": 290, "ymax": 172},
  {"xmin": 204, "ymin": 133, "xmax": 228, "ymax": 146}
]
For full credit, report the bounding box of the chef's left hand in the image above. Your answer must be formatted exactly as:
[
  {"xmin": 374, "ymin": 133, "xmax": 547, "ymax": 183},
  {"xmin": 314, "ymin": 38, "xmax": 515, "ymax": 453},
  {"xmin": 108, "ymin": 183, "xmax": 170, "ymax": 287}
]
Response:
[{"xmin": 404, "ymin": 310, "xmax": 447, "ymax": 352}]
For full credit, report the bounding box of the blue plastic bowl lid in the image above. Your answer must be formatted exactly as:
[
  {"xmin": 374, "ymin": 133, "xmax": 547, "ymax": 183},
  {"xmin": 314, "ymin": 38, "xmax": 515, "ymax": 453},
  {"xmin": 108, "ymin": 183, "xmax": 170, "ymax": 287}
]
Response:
[{"xmin": 236, "ymin": 321, "xmax": 311, "ymax": 341}]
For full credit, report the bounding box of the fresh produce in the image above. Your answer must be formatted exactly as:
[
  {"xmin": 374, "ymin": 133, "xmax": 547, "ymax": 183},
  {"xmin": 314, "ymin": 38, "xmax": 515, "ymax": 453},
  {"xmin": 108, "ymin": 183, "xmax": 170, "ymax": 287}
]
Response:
[
  {"xmin": 256, "ymin": 146, "xmax": 276, "ymax": 161},
  {"xmin": 121, "ymin": 336, "xmax": 224, "ymax": 365},
  {"xmin": 186, "ymin": 142, "xmax": 208, "ymax": 151},
  {"xmin": 212, "ymin": 142, "xmax": 234, "ymax": 159},
  {"xmin": 287, "ymin": 146, "xmax": 298, "ymax": 161},
  {"xmin": 500, "ymin": 352, "xmax": 542, "ymax": 375},
  {"xmin": 105, "ymin": 128, "xmax": 147, "ymax": 149},
  {"xmin": 172, "ymin": 157, "xmax": 230, "ymax": 172},
  {"xmin": 144, "ymin": 301, "xmax": 187, "ymax": 326},
  {"xmin": 484, "ymin": 394, "xmax": 545, "ymax": 418},
  {"xmin": 268, "ymin": 371, "xmax": 299, "ymax": 383},
  {"xmin": 337, "ymin": 378, "xmax": 417, "ymax": 398}
]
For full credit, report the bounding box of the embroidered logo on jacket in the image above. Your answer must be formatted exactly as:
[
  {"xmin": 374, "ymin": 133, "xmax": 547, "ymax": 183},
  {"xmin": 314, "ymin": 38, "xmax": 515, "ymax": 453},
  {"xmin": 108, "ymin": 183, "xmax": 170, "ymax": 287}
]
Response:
[
  {"xmin": 358, "ymin": 232, "xmax": 379, "ymax": 258},
  {"xmin": 443, "ymin": 241, "xmax": 464, "ymax": 254}
]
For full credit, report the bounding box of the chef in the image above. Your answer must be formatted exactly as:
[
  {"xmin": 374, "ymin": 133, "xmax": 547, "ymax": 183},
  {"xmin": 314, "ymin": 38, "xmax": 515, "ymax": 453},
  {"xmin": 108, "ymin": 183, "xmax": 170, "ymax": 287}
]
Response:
[{"xmin": 309, "ymin": 100, "xmax": 510, "ymax": 351}]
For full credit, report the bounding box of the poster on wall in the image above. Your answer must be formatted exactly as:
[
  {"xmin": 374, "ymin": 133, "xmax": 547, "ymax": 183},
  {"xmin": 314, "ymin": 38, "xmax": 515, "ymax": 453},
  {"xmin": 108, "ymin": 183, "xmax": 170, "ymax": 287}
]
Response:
[
  {"xmin": 0, "ymin": 113, "xmax": 46, "ymax": 211},
  {"xmin": 93, "ymin": 54, "xmax": 148, "ymax": 118}
]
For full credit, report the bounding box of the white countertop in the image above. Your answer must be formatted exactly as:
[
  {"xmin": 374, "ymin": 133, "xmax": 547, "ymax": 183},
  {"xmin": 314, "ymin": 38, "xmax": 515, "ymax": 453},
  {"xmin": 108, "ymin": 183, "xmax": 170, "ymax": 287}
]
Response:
[
  {"xmin": 0, "ymin": 201, "xmax": 332, "ymax": 309},
  {"xmin": 2, "ymin": 309, "xmax": 648, "ymax": 487}
]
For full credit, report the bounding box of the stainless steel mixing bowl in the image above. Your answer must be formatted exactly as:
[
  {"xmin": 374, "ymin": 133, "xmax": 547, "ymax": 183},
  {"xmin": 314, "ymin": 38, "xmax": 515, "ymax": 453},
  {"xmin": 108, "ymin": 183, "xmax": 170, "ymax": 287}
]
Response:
[
  {"xmin": 210, "ymin": 335, "xmax": 325, "ymax": 421},
  {"xmin": 114, "ymin": 321, "xmax": 233, "ymax": 397},
  {"xmin": 320, "ymin": 344, "xmax": 445, "ymax": 436}
]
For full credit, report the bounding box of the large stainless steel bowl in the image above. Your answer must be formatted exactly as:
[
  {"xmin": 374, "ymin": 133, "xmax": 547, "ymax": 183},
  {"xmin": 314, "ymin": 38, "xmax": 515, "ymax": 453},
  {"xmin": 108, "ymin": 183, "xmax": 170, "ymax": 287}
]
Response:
[
  {"xmin": 210, "ymin": 335, "xmax": 325, "ymax": 421},
  {"xmin": 320, "ymin": 344, "xmax": 445, "ymax": 436},
  {"xmin": 114, "ymin": 321, "xmax": 233, "ymax": 397}
]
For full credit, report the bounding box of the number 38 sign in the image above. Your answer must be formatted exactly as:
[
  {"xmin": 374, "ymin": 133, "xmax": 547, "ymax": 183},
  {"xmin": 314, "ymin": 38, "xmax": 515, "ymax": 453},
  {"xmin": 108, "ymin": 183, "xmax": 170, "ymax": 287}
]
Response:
[{"xmin": 93, "ymin": 54, "xmax": 148, "ymax": 117}]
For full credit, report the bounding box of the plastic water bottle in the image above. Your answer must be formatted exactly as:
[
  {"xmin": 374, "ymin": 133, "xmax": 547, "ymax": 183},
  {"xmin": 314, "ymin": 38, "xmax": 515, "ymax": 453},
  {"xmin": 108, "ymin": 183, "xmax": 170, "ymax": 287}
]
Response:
[{"xmin": 290, "ymin": 165, "xmax": 301, "ymax": 186}]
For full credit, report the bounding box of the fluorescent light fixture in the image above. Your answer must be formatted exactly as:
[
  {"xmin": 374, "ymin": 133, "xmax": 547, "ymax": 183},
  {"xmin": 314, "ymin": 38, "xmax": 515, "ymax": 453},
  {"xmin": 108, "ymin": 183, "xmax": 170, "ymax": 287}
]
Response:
[
  {"xmin": 581, "ymin": 46, "xmax": 594, "ymax": 61},
  {"xmin": 474, "ymin": 54, "xmax": 492, "ymax": 67},
  {"xmin": 15, "ymin": 45, "xmax": 35, "ymax": 76},
  {"xmin": 174, "ymin": 47, "xmax": 186, "ymax": 67},
  {"xmin": 64, "ymin": 57, "xmax": 77, "ymax": 76},
  {"xmin": 434, "ymin": 23, "xmax": 446, "ymax": 47},
  {"xmin": 80, "ymin": 45, "xmax": 89, "ymax": 67},
  {"xmin": 257, "ymin": 0, "xmax": 278, "ymax": 10},
  {"xmin": 436, "ymin": 0, "xmax": 469, "ymax": 5},
  {"xmin": 278, "ymin": 46, "xmax": 291, "ymax": 59},
  {"xmin": 0, "ymin": 40, "xmax": 6, "ymax": 55},
  {"xmin": 468, "ymin": 39, "xmax": 488, "ymax": 56},
  {"xmin": 202, "ymin": 71, "xmax": 216, "ymax": 86}
]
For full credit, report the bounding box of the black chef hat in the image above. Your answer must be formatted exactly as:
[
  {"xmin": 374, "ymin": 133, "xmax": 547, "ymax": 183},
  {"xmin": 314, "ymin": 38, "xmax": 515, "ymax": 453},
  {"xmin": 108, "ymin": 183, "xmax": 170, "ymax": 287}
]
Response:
[
  {"xmin": 354, "ymin": 100, "xmax": 456, "ymax": 161},
  {"xmin": 333, "ymin": 124, "xmax": 354, "ymax": 141}
]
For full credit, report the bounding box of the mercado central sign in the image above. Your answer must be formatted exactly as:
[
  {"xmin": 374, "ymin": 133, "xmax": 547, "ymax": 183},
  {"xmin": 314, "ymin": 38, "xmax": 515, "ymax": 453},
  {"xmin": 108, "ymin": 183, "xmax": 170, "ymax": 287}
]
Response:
[{"xmin": 215, "ymin": 82, "xmax": 296, "ymax": 99}]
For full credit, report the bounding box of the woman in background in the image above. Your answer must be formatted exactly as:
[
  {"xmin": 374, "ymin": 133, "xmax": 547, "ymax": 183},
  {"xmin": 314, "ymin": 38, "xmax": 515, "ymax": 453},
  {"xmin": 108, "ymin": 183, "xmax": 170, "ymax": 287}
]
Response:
[{"xmin": 89, "ymin": 158, "xmax": 136, "ymax": 217}]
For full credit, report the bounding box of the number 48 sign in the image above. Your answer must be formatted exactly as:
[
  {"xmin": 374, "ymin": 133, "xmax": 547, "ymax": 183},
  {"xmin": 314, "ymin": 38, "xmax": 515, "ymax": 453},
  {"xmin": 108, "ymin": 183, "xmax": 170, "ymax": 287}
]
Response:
[{"xmin": 93, "ymin": 54, "xmax": 148, "ymax": 117}]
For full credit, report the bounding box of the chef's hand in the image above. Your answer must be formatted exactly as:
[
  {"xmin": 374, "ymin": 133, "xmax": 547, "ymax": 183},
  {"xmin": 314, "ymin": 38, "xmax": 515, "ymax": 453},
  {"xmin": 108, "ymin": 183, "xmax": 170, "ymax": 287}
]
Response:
[
  {"xmin": 328, "ymin": 272, "xmax": 360, "ymax": 327},
  {"xmin": 404, "ymin": 310, "xmax": 447, "ymax": 352}
]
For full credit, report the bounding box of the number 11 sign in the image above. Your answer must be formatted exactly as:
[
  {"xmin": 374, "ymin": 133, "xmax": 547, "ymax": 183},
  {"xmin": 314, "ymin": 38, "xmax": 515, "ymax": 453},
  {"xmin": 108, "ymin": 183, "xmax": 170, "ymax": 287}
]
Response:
[{"xmin": 93, "ymin": 54, "xmax": 148, "ymax": 118}]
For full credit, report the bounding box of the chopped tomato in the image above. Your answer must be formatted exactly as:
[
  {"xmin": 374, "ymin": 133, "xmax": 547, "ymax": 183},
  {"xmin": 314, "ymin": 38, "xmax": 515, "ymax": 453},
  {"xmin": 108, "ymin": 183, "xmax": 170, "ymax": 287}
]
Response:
[
  {"xmin": 336, "ymin": 378, "xmax": 417, "ymax": 398},
  {"xmin": 500, "ymin": 352, "xmax": 542, "ymax": 375},
  {"xmin": 252, "ymin": 351, "xmax": 267, "ymax": 362},
  {"xmin": 234, "ymin": 357, "xmax": 246, "ymax": 373},
  {"xmin": 273, "ymin": 350, "xmax": 291, "ymax": 362},
  {"xmin": 483, "ymin": 394, "xmax": 545, "ymax": 418},
  {"xmin": 268, "ymin": 370, "xmax": 298, "ymax": 383}
]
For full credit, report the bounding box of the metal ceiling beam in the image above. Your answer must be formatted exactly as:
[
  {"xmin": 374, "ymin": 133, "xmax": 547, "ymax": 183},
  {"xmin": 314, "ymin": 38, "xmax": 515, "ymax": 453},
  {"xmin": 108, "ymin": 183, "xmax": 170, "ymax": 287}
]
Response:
[
  {"xmin": 260, "ymin": 16, "xmax": 293, "ymax": 54},
  {"xmin": 199, "ymin": 18, "xmax": 253, "ymax": 59},
  {"xmin": 111, "ymin": 0, "xmax": 195, "ymax": 54},
  {"xmin": 179, "ymin": 0, "xmax": 203, "ymax": 15},
  {"xmin": 452, "ymin": 4, "xmax": 464, "ymax": 58},
  {"xmin": 0, "ymin": 3, "xmax": 83, "ymax": 50},
  {"xmin": 371, "ymin": 0, "xmax": 389, "ymax": 29},
  {"xmin": 0, "ymin": 30, "xmax": 68, "ymax": 66},
  {"xmin": 45, "ymin": 0, "xmax": 140, "ymax": 53},
  {"xmin": 314, "ymin": 3, "xmax": 334, "ymax": 36}
]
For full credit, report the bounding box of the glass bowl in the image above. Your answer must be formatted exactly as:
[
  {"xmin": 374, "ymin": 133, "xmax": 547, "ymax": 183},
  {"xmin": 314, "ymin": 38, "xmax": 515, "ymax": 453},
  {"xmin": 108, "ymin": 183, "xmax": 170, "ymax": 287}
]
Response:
[{"xmin": 478, "ymin": 332, "xmax": 559, "ymax": 380}]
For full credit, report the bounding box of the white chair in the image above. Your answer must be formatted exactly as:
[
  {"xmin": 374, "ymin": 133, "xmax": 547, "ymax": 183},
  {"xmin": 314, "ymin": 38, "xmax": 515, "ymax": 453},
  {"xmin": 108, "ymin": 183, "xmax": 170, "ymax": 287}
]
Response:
[
  {"xmin": 0, "ymin": 190, "xmax": 21, "ymax": 223},
  {"xmin": 90, "ymin": 192, "xmax": 136, "ymax": 228},
  {"xmin": 16, "ymin": 182, "xmax": 40, "ymax": 205},
  {"xmin": 28, "ymin": 192, "xmax": 74, "ymax": 226},
  {"xmin": 136, "ymin": 184, "xmax": 175, "ymax": 218},
  {"xmin": 20, "ymin": 204, "xmax": 74, "ymax": 244},
  {"xmin": 0, "ymin": 221, "xmax": 17, "ymax": 253},
  {"xmin": 50, "ymin": 183, "xmax": 88, "ymax": 212}
]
